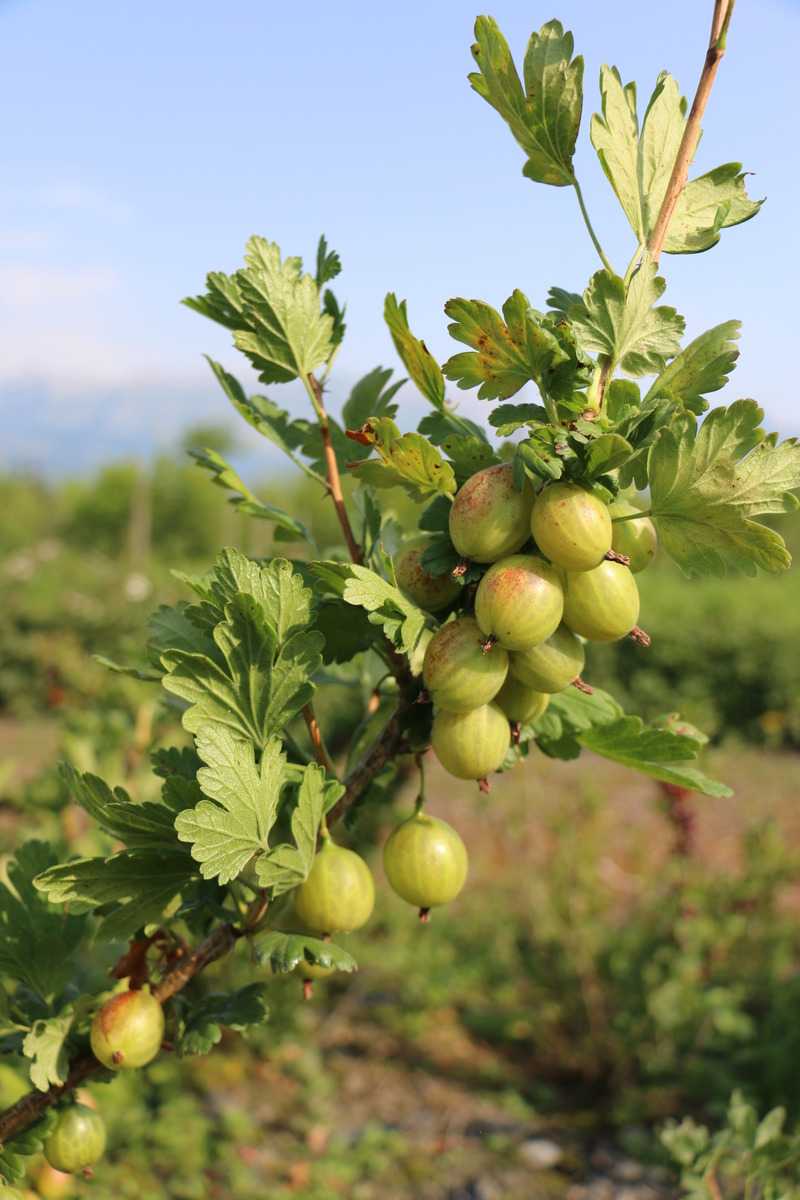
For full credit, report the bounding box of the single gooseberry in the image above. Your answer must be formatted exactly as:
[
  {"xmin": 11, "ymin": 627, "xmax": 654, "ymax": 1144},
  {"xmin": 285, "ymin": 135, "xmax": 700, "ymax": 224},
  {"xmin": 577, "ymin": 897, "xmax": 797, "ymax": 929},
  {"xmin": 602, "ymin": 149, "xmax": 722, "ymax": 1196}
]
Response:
[
  {"xmin": 495, "ymin": 675, "xmax": 550, "ymax": 724},
  {"xmin": 531, "ymin": 482, "xmax": 612, "ymax": 571},
  {"xmin": 449, "ymin": 463, "xmax": 534, "ymax": 563},
  {"xmin": 43, "ymin": 1104, "xmax": 107, "ymax": 1175},
  {"xmin": 609, "ymin": 498, "xmax": 658, "ymax": 573},
  {"xmin": 394, "ymin": 538, "xmax": 461, "ymax": 612},
  {"xmin": 563, "ymin": 561, "xmax": 640, "ymax": 642},
  {"xmin": 509, "ymin": 623, "xmax": 585, "ymax": 693},
  {"xmin": 293, "ymin": 958, "xmax": 337, "ymax": 1000},
  {"xmin": 90, "ymin": 986, "xmax": 165, "ymax": 1071},
  {"xmin": 294, "ymin": 960, "xmax": 337, "ymax": 981},
  {"xmin": 33, "ymin": 1164, "xmax": 74, "ymax": 1200},
  {"xmin": 431, "ymin": 703, "xmax": 510, "ymax": 781},
  {"xmin": 474, "ymin": 554, "xmax": 563, "ymax": 651},
  {"xmin": 422, "ymin": 616, "xmax": 508, "ymax": 713},
  {"xmin": 293, "ymin": 838, "xmax": 375, "ymax": 935},
  {"xmin": 383, "ymin": 812, "xmax": 468, "ymax": 915}
]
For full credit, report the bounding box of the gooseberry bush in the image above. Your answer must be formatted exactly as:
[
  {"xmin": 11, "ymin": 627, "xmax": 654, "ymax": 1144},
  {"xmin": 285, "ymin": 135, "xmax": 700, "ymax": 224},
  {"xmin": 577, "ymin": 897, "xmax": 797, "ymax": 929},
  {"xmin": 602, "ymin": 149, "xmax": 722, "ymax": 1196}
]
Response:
[{"xmin": 2, "ymin": 1, "xmax": 799, "ymax": 1183}]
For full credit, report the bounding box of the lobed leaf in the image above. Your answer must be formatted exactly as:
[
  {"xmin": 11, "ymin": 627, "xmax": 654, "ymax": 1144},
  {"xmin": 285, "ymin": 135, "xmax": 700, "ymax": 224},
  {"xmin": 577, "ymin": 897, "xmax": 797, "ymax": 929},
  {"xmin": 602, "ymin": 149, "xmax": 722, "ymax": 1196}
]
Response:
[
  {"xmin": 253, "ymin": 931, "xmax": 357, "ymax": 975},
  {"xmin": 347, "ymin": 416, "xmax": 457, "ymax": 501},
  {"xmin": 570, "ymin": 263, "xmax": 684, "ymax": 376},
  {"xmin": 649, "ymin": 400, "xmax": 800, "ymax": 576},
  {"xmin": 443, "ymin": 291, "xmax": 582, "ymax": 402},
  {"xmin": 645, "ymin": 320, "xmax": 741, "ymax": 413},
  {"xmin": 384, "ymin": 294, "xmax": 446, "ymax": 410},
  {"xmin": 469, "ymin": 17, "xmax": 583, "ymax": 187}
]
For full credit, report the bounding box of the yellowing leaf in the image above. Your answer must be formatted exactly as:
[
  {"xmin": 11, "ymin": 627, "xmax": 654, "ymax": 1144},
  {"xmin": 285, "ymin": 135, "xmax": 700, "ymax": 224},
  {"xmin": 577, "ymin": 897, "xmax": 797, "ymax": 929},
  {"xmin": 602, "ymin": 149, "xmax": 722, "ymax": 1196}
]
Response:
[{"xmin": 347, "ymin": 416, "xmax": 456, "ymax": 501}]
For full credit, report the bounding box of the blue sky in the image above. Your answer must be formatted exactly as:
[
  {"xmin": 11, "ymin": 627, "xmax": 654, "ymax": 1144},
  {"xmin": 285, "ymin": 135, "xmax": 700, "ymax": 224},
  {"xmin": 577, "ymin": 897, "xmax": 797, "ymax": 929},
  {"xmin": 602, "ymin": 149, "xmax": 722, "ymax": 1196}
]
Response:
[{"xmin": 1, "ymin": 0, "xmax": 797, "ymax": 474}]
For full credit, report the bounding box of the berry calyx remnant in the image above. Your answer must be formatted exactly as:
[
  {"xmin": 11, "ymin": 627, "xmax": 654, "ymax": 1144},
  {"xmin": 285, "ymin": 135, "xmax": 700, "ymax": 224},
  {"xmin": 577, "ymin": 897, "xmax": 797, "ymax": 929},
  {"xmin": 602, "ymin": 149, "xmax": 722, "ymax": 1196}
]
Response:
[
  {"xmin": 531, "ymin": 482, "xmax": 612, "ymax": 571},
  {"xmin": 90, "ymin": 986, "xmax": 165, "ymax": 1071},
  {"xmin": 474, "ymin": 554, "xmax": 563, "ymax": 651},
  {"xmin": 422, "ymin": 616, "xmax": 508, "ymax": 713},
  {"xmin": 394, "ymin": 538, "xmax": 461, "ymax": 612},
  {"xmin": 449, "ymin": 463, "xmax": 534, "ymax": 563},
  {"xmin": 293, "ymin": 838, "xmax": 375, "ymax": 935}
]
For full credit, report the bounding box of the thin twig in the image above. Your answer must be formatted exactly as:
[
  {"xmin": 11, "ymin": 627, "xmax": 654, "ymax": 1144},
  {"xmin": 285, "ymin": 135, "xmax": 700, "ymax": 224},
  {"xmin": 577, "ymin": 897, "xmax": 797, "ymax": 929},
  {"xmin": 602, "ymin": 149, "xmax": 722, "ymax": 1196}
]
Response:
[
  {"xmin": 0, "ymin": 922, "xmax": 239, "ymax": 1143},
  {"xmin": 304, "ymin": 373, "xmax": 363, "ymax": 564},
  {"xmin": 302, "ymin": 703, "xmax": 337, "ymax": 776},
  {"xmin": 646, "ymin": 0, "xmax": 735, "ymax": 264}
]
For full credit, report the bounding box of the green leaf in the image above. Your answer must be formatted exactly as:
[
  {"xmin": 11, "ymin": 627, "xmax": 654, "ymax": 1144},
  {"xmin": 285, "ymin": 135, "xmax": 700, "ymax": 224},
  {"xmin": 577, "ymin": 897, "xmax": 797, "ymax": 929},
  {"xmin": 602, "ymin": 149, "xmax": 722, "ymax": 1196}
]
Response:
[
  {"xmin": 0, "ymin": 1110, "xmax": 57, "ymax": 1185},
  {"xmin": 185, "ymin": 236, "xmax": 333, "ymax": 384},
  {"xmin": 644, "ymin": 320, "xmax": 741, "ymax": 414},
  {"xmin": 384, "ymin": 294, "xmax": 446, "ymax": 410},
  {"xmin": 254, "ymin": 764, "xmax": 341, "ymax": 897},
  {"xmin": 253, "ymin": 931, "xmax": 357, "ymax": 975},
  {"xmin": 578, "ymin": 717, "xmax": 732, "ymax": 797},
  {"xmin": 175, "ymin": 730, "xmax": 286, "ymax": 884},
  {"xmin": 341, "ymin": 366, "xmax": 404, "ymax": 430},
  {"xmin": 315, "ymin": 599, "xmax": 380, "ymax": 664},
  {"xmin": 591, "ymin": 68, "xmax": 762, "ymax": 252},
  {"xmin": 0, "ymin": 843, "xmax": 87, "ymax": 1001},
  {"xmin": 190, "ymin": 448, "xmax": 311, "ymax": 542},
  {"xmin": 35, "ymin": 850, "xmax": 195, "ymax": 942},
  {"xmin": 162, "ymin": 559, "xmax": 324, "ymax": 749},
  {"xmin": 438, "ymin": 433, "xmax": 500, "ymax": 484},
  {"xmin": 591, "ymin": 67, "xmax": 643, "ymax": 239},
  {"xmin": 663, "ymin": 163, "xmax": 763, "ymax": 254},
  {"xmin": 584, "ymin": 433, "xmax": 634, "ymax": 478},
  {"xmin": 314, "ymin": 234, "xmax": 341, "ymax": 287},
  {"xmin": 23, "ymin": 1011, "xmax": 77, "ymax": 1091},
  {"xmin": 536, "ymin": 686, "xmax": 624, "ymax": 758},
  {"xmin": 443, "ymin": 291, "xmax": 579, "ymax": 401},
  {"xmin": 178, "ymin": 983, "xmax": 270, "ymax": 1057},
  {"xmin": 59, "ymin": 764, "xmax": 184, "ymax": 851},
  {"xmin": 347, "ymin": 416, "xmax": 457, "ymax": 501},
  {"xmin": 204, "ymin": 358, "xmax": 323, "ymax": 484},
  {"xmin": 469, "ymin": 17, "xmax": 582, "ymax": 187},
  {"xmin": 649, "ymin": 400, "xmax": 800, "ymax": 576},
  {"xmin": 339, "ymin": 563, "xmax": 427, "ymax": 656},
  {"xmin": 570, "ymin": 264, "xmax": 684, "ymax": 375},
  {"xmin": 489, "ymin": 402, "xmax": 549, "ymax": 436}
]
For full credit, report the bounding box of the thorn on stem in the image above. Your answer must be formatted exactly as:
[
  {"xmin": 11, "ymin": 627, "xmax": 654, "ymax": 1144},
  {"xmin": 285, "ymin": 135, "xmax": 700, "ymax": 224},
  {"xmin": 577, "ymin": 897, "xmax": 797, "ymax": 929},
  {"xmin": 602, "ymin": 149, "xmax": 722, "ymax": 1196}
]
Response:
[
  {"xmin": 418, "ymin": 907, "xmax": 431, "ymax": 924},
  {"xmin": 630, "ymin": 625, "xmax": 652, "ymax": 647},
  {"xmin": 605, "ymin": 549, "xmax": 630, "ymax": 566},
  {"xmin": 571, "ymin": 676, "xmax": 594, "ymax": 695}
]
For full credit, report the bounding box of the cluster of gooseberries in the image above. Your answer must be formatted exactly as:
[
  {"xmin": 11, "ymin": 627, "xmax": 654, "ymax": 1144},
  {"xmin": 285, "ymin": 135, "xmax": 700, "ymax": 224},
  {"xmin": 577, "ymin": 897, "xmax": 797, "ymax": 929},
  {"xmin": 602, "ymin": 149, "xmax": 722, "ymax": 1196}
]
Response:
[
  {"xmin": 3, "ymin": 988, "xmax": 166, "ymax": 1188},
  {"xmin": 290, "ymin": 809, "xmax": 468, "ymax": 994},
  {"xmin": 396, "ymin": 463, "xmax": 657, "ymax": 787}
]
